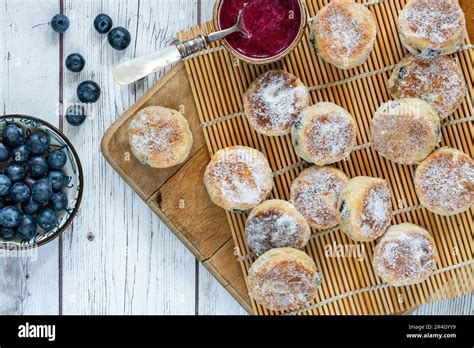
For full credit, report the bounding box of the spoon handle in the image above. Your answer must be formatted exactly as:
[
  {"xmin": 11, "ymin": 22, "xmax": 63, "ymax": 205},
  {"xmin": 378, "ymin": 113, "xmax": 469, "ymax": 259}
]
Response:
[{"xmin": 113, "ymin": 35, "xmax": 209, "ymax": 85}]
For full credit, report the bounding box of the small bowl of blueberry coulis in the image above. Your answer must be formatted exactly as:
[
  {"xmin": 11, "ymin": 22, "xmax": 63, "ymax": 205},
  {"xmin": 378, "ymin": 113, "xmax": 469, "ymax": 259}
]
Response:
[
  {"xmin": 0, "ymin": 115, "xmax": 83, "ymax": 249},
  {"xmin": 214, "ymin": 0, "xmax": 307, "ymax": 64}
]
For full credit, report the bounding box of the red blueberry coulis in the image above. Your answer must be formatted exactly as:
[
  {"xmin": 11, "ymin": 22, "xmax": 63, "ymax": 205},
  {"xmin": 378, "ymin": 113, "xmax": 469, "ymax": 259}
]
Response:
[{"xmin": 218, "ymin": 0, "xmax": 303, "ymax": 60}]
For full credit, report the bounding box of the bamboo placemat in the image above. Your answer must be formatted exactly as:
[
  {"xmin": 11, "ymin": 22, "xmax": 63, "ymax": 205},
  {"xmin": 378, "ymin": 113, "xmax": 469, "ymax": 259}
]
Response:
[{"xmin": 177, "ymin": 0, "xmax": 474, "ymax": 315}]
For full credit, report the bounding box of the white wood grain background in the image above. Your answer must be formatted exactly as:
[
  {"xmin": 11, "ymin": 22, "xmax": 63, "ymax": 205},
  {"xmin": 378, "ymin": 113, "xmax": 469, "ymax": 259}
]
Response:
[{"xmin": 0, "ymin": 0, "xmax": 471, "ymax": 315}]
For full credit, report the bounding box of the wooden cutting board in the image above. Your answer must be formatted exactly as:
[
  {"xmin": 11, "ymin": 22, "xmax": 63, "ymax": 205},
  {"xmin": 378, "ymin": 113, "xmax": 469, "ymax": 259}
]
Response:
[
  {"xmin": 101, "ymin": 2, "xmax": 474, "ymax": 315},
  {"xmin": 101, "ymin": 62, "xmax": 253, "ymax": 313}
]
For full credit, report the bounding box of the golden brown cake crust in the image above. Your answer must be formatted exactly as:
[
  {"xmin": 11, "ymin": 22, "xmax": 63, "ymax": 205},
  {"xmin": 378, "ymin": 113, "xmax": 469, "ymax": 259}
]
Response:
[
  {"xmin": 398, "ymin": 0, "xmax": 466, "ymax": 57},
  {"xmin": 243, "ymin": 70, "xmax": 310, "ymax": 136},
  {"xmin": 203, "ymin": 146, "xmax": 274, "ymax": 212},
  {"xmin": 248, "ymin": 248, "xmax": 321, "ymax": 312},
  {"xmin": 414, "ymin": 147, "xmax": 474, "ymax": 216},
  {"xmin": 337, "ymin": 176, "xmax": 392, "ymax": 242},
  {"xmin": 290, "ymin": 166, "xmax": 349, "ymax": 230},
  {"xmin": 128, "ymin": 106, "xmax": 193, "ymax": 169},
  {"xmin": 373, "ymin": 223, "xmax": 438, "ymax": 286},
  {"xmin": 371, "ymin": 99, "xmax": 441, "ymax": 165},
  {"xmin": 388, "ymin": 55, "xmax": 466, "ymax": 119},
  {"xmin": 291, "ymin": 103, "xmax": 357, "ymax": 166},
  {"xmin": 312, "ymin": 0, "xmax": 377, "ymax": 69},
  {"xmin": 245, "ymin": 200, "xmax": 311, "ymax": 256}
]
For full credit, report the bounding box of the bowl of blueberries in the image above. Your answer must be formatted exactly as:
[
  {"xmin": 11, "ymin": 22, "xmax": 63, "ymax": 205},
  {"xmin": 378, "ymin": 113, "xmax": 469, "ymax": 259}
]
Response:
[{"xmin": 0, "ymin": 115, "xmax": 83, "ymax": 249}]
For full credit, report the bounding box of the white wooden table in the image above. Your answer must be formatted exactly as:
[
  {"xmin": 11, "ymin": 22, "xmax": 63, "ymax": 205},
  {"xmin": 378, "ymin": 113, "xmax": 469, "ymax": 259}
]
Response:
[{"xmin": 0, "ymin": 0, "xmax": 471, "ymax": 315}]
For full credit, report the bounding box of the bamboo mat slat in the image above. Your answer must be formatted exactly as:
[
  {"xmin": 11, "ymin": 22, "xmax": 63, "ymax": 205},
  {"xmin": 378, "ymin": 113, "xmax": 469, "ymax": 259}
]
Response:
[{"xmin": 178, "ymin": 0, "xmax": 474, "ymax": 315}]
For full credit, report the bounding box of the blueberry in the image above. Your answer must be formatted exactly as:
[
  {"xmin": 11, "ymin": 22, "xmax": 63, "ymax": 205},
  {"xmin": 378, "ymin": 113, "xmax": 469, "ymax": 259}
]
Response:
[
  {"xmin": 47, "ymin": 150, "xmax": 67, "ymax": 170},
  {"xmin": 51, "ymin": 14, "xmax": 70, "ymax": 33},
  {"xmin": 9, "ymin": 182, "xmax": 31, "ymax": 202},
  {"xmin": 339, "ymin": 200, "xmax": 346, "ymax": 213},
  {"xmin": 26, "ymin": 131, "xmax": 51, "ymax": 155},
  {"xmin": 422, "ymin": 48, "xmax": 441, "ymax": 58},
  {"xmin": 94, "ymin": 13, "xmax": 113, "ymax": 34},
  {"xmin": 2, "ymin": 124, "xmax": 25, "ymax": 147},
  {"xmin": 293, "ymin": 119, "xmax": 302, "ymax": 130},
  {"xmin": 50, "ymin": 192, "xmax": 68, "ymax": 211},
  {"xmin": 31, "ymin": 179, "xmax": 53, "ymax": 203},
  {"xmin": 65, "ymin": 105, "xmax": 87, "ymax": 126},
  {"xmin": 398, "ymin": 66, "xmax": 408, "ymax": 81},
  {"xmin": 47, "ymin": 171, "xmax": 70, "ymax": 192},
  {"xmin": 0, "ymin": 206, "xmax": 21, "ymax": 228},
  {"xmin": 0, "ymin": 226, "xmax": 16, "ymax": 240},
  {"xmin": 11, "ymin": 144, "xmax": 31, "ymax": 164},
  {"xmin": 107, "ymin": 27, "xmax": 131, "ymax": 50},
  {"xmin": 0, "ymin": 174, "xmax": 12, "ymax": 196},
  {"xmin": 65, "ymin": 53, "xmax": 85, "ymax": 73},
  {"xmin": 16, "ymin": 215, "xmax": 37, "ymax": 240},
  {"xmin": 0, "ymin": 143, "xmax": 11, "ymax": 162},
  {"xmin": 28, "ymin": 156, "xmax": 49, "ymax": 178},
  {"xmin": 77, "ymin": 81, "xmax": 101, "ymax": 103},
  {"xmin": 5, "ymin": 164, "xmax": 26, "ymax": 182},
  {"xmin": 36, "ymin": 208, "xmax": 58, "ymax": 231},
  {"xmin": 22, "ymin": 199, "xmax": 43, "ymax": 215}
]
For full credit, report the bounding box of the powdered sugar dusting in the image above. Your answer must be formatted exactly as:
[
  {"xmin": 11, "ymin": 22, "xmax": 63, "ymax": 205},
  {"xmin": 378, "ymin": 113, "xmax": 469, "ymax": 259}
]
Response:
[
  {"xmin": 416, "ymin": 150, "xmax": 474, "ymax": 213},
  {"xmin": 377, "ymin": 231, "xmax": 436, "ymax": 281},
  {"xmin": 360, "ymin": 186, "xmax": 392, "ymax": 238},
  {"xmin": 247, "ymin": 71, "xmax": 308, "ymax": 134},
  {"xmin": 291, "ymin": 167, "xmax": 347, "ymax": 229},
  {"xmin": 371, "ymin": 100, "xmax": 440, "ymax": 164},
  {"xmin": 305, "ymin": 112, "xmax": 356, "ymax": 161},
  {"xmin": 315, "ymin": 2, "xmax": 375, "ymax": 62},
  {"xmin": 206, "ymin": 147, "xmax": 273, "ymax": 209},
  {"xmin": 249, "ymin": 258, "xmax": 319, "ymax": 311},
  {"xmin": 390, "ymin": 56, "xmax": 465, "ymax": 119},
  {"xmin": 246, "ymin": 209, "xmax": 307, "ymax": 255},
  {"xmin": 129, "ymin": 111, "xmax": 184, "ymax": 164},
  {"xmin": 402, "ymin": 0, "xmax": 464, "ymax": 44}
]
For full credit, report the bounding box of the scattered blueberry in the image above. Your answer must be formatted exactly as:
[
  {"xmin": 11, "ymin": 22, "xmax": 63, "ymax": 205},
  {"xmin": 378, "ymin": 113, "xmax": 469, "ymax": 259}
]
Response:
[
  {"xmin": 0, "ymin": 226, "xmax": 16, "ymax": 240},
  {"xmin": 50, "ymin": 192, "xmax": 68, "ymax": 211},
  {"xmin": 22, "ymin": 199, "xmax": 43, "ymax": 215},
  {"xmin": 0, "ymin": 175, "xmax": 12, "ymax": 196},
  {"xmin": 94, "ymin": 13, "xmax": 113, "ymax": 34},
  {"xmin": 9, "ymin": 182, "xmax": 31, "ymax": 202},
  {"xmin": 65, "ymin": 53, "xmax": 86, "ymax": 73},
  {"xmin": 0, "ymin": 143, "xmax": 11, "ymax": 162},
  {"xmin": 11, "ymin": 144, "xmax": 31, "ymax": 164},
  {"xmin": 65, "ymin": 105, "xmax": 87, "ymax": 126},
  {"xmin": 77, "ymin": 81, "xmax": 101, "ymax": 103},
  {"xmin": 47, "ymin": 150, "xmax": 67, "ymax": 170},
  {"xmin": 36, "ymin": 208, "xmax": 58, "ymax": 231},
  {"xmin": 51, "ymin": 14, "xmax": 70, "ymax": 33},
  {"xmin": 28, "ymin": 156, "xmax": 49, "ymax": 178},
  {"xmin": 0, "ymin": 206, "xmax": 21, "ymax": 228},
  {"xmin": 2, "ymin": 125, "xmax": 25, "ymax": 147},
  {"xmin": 16, "ymin": 215, "xmax": 37, "ymax": 240},
  {"xmin": 5, "ymin": 164, "xmax": 26, "ymax": 182},
  {"xmin": 26, "ymin": 131, "xmax": 51, "ymax": 155},
  {"xmin": 31, "ymin": 179, "xmax": 53, "ymax": 203},
  {"xmin": 107, "ymin": 26, "xmax": 131, "ymax": 50},
  {"xmin": 47, "ymin": 171, "xmax": 70, "ymax": 192}
]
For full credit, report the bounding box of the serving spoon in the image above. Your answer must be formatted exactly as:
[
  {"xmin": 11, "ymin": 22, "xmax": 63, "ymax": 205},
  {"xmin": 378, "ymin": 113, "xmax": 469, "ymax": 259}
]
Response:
[{"xmin": 113, "ymin": 9, "xmax": 248, "ymax": 85}]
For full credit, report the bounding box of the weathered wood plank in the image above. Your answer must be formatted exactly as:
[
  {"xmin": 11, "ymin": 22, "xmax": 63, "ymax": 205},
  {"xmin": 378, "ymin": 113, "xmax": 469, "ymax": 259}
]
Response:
[
  {"xmin": 0, "ymin": 0, "xmax": 60, "ymax": 315},
  {"xmin": 414, "ymin": 294, "xmax": 473, "ymax": 315},
  {"xmin": 61, "ymin": 0, "xmax": 198, "ymax": 314}
]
